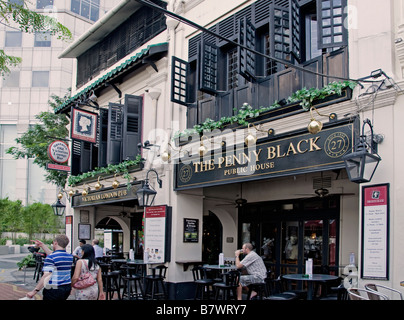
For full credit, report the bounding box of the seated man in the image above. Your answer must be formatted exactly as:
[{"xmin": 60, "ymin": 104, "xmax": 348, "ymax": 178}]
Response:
[{"xmin": 235, "ymin": 243, "xmax": 267, "ymax": 300}]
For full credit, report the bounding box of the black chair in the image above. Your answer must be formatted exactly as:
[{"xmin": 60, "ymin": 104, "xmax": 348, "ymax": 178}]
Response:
[
  {"xmin": 263, "ymin": 275, "xmax": 298, "ymax": 300},
  {"xmin": 192, "ymin": 266, "xmax": 215, "ymax": 300},
  {"xmin": 144, "ymin": 265, "xmax": 168, "ymax": 300},
  {"xmin": 319, "ymin": 283, "xmax": 348, "ymax": 300},
  {"xmin": 213, "ymin": 270, "xmax": 240, "ymax": 300},
  {"xmin": 33, "ymin": 253, "xmax": 45, "ymax": 282},
  {"xmin": 121, "ymin": 264, "xmax": 144, "ymax": 300},
  {"xmin": 100, "ymin": 263, "xmax": 121, "ymax": 300},
  {"xmin": 278, "ymin": 275, "xmax": 307, "ymax": 300}
]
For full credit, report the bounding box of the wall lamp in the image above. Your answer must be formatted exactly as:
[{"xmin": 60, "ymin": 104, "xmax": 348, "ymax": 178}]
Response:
[
  {"xmin": 245, "ymin": 123, "xmax": 275, "ymax": 146},
  {"xmin": 136, "ymin": 169, "xmax": 162, "ymax": 207},
  {"xmin": 307, "ymin": 106, "xmax": 336, "ymax": 134},
  {"xmin": 343, "ymin": 119, "xmax": 382, "ymax": 183},
  {"xmin": 52, "ymin": 191, "xmax": 66, "ymax": 216}
]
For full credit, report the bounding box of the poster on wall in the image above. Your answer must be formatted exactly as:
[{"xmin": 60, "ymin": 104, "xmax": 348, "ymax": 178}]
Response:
[
  {"xmin": 184, "ymin": 218, "xmax": 199, "ymax": 242},
  {"xmin": 65, "ymin": 216, "xmax": 73, "ymax": 254},
  {"xmin": 361, "ymin": 183, "xmax": 389, "ymax": 280},
  {"xmin": 143, "ymin": 206, "xmax": 171, "ymax": 263}
]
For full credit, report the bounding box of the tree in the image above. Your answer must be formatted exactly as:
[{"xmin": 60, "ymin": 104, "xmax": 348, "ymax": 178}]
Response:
[
  {"xmin": 7, "ymin": 91, "xmax": 71, "ymax": 187},
  {"xmin": 0, "ymin": 0, "xmax": 72, "ymax": 76},
  {"xmin": 0, "ymin": 198, "xmax": 23, "ymax": 242},
  {"xmin": 22, "ymin": 202, "xmax": 62, "ymax": 239}
]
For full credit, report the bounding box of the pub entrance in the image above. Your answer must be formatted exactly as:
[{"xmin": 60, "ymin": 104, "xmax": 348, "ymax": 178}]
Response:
[{"xmin": 239, "ymin": 195, "xmax": 340, "ymax": 277}]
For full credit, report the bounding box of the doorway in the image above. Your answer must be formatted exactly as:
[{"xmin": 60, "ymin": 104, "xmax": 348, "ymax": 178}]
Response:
[
  {"xmin": 239, "ymin": 196, "xmax": 340, "ymax": 276},
  {"xmin": 202, "ymin": 211, "xmax": 223, "ymax": 264}
]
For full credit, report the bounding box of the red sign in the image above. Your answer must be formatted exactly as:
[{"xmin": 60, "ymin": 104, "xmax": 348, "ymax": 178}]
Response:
[
  {"xmin": 145, "ymin": 205, "xmax": 166, "ymax": 218},
  {"xmin": 47, "ymin": 163, "xmax": 71, "ymax": 172},
  {"xmin": 364, "ymin": 185, "xmax": 388, "ymax": 207},
  {"xmin": 48, "ymin": 140, "xmax": 70, "ymax": 163}
]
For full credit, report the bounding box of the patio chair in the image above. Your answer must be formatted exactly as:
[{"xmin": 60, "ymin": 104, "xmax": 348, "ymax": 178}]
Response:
[{"xmin": 365, "ymin": 283, "xmax": 403, "ymax": 300}]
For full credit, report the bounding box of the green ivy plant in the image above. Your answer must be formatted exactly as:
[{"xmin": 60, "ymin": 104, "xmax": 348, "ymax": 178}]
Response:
[
  {"xmin": 67, "ymin": 155, "xmax": 143, "ymax": 187},
  {"xmin": 174, "ymin": 80, "xmax": 357, "ymax": 139}
]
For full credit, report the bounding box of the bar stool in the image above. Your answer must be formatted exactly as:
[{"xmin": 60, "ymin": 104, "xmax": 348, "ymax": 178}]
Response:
[
  {"xmin": 192, "ymin": 266, "xmax": 214, "ymax": 300},
  {"xmin": 144, "ymin": 265, "xmax": 168, "ymax": 300},
  {"xmin": 121, "ymin": 264, "xmax": 144, "ymax": 300},
  {"xmin": 100, "ymin": 263, "xmax": 121, "ymax": 300},
  {"xmin": 213, "ymin": 270, "xmax": 240, "ymax": 300}
]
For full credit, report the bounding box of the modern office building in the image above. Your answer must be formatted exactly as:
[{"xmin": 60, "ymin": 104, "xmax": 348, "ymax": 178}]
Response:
[{"xmin": 0, "ymin": 0, "xmax": 119, "ymax": 205}]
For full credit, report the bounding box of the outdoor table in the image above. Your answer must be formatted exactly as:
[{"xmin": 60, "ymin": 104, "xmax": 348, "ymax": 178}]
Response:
[
  {"xmin": 203, "ymin": 264, "xmax": 237, "ymax": 272},
  {"xmin": 282, "ymin": 274, "xmax": 339, "ymax": 300}
]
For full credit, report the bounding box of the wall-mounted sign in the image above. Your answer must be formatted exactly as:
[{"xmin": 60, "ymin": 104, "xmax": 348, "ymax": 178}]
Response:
[
  {"xmin": 144, "ymin": 205, "xmax": 171, "ymax": 263},
  {"xmin": 174, "ymin": 121, "xmax": 355, "ymax": 190},
  {"xmin": 183, "ymin": 218, "xmax": 199, "ymax": 243},
  {"xmin": 48, "ymin": 140, "xmax": 70, "ymax": 164},
  {"xmin": 71, "ymin": 107, "xmax": 98, "ymax": 143},
  {"xmin": 46, "ymin": 163, "xmax": 71, "ymax": 172},
  {"xmin": 361, "ymin": 183, "xmax": 389, "ymax": 280}
]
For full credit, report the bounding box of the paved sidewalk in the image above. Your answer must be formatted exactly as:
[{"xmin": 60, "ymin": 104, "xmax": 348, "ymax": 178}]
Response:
[{"xmin": 0, "ymin": 253, "xmax": 42, "ymax": 300}]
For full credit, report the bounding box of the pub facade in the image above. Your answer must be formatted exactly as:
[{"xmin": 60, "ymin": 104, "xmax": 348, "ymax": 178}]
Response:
[{"xmin": 56, "ymin": 0, "xmax": 404, "ymax": 299}]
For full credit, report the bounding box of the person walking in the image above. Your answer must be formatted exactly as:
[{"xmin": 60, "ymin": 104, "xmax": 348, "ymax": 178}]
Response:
[
  {"xmin": 26, "ymin": 235, "xmax": 74, "ymax": 300},
  {"xmin": 72, "ymin": 244, "xmax": 105, "ymax": 300},
  {"xmin": 235, "ymin": 242, "xmax": 267, "ymax": 300},
  {"xmin": 73, "ymin": 239, "xmax": 86, "ymax": 259}
]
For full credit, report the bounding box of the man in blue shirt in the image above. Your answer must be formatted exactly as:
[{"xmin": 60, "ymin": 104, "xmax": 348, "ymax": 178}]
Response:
[{"xmin": 27, "ymin": 234, "xmax": 74, "ymax": 300}]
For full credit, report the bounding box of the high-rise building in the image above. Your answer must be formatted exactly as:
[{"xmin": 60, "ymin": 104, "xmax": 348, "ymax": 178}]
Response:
[{"xmin": 0, "ymin": 0, "xmax": 119, "ymax": 205}]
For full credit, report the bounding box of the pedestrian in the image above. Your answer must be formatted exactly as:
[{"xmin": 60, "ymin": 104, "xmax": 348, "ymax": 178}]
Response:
[
  {"xmin": 235, "ymin": 242, "xmax": 267, "ymax": 300},
  {"xmin": 73, "ymin": 239, "xmax": 86, "ymax": 259},
  {"xmin": 71, "ymin": 244, "xmax": 105, "ymax": 300},
  {"xmin": 26, "ymin": 235, "xmax": 74, "ymax": 300},
  {"xmin": 92, "ymin": 239, "xmax": 104, "ymax": 259}
]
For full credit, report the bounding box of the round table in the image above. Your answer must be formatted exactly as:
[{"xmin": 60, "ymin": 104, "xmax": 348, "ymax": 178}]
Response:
[{"xmin": 282, "ymin": 274, "xmax": 339, "ymax": 300}]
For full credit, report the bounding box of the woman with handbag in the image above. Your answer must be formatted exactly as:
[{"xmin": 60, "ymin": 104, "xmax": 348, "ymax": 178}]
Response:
[{"xmin": 72, "ymin": 244, "xmax": 105, "ymax": 300}]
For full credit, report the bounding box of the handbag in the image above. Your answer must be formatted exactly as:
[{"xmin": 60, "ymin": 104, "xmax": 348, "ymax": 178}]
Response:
[{"xmin": 73, "ymin": 260, "xmax": 96, "ymax": 289}]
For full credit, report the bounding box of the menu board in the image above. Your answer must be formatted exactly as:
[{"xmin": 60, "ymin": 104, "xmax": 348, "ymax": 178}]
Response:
[
  {"xmin": 361, "ymin": 184, "xmax": 389, "ymax": 280},
  {"xmin": 144, "ymin": 206, "xmax": 171, "ymax": 263}
]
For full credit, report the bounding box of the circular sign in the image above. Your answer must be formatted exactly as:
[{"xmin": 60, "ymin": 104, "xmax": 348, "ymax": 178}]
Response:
[
  {"xmin": 48, "ymin": 140, "xmax": 70, "ymax": 164},
  {"xmin": 179, "ymin": 164, "xmax": 193, "ymax": 183},
  {"xmin": 324, "ymin": 132, "xmax": 350, "ymax": 158}
]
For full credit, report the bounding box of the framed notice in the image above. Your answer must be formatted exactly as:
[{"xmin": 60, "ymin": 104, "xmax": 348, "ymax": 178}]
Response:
[
  {"xmin": 361, "ymin": 183, "xmax": 389, "ymax": 280},
  {"xmin": 184, "ymin": 218, "xmax": 199, "ymax": 242},
  {"xmin": 71, "ymin": 107, "xmax": 98, "ymax": 143},
  {"xmin": 143, "ymin": 206, "xmax": 171, "ymax": 263},
  {"xmin": 78, "ymin": 223, "xmax": 91, "ymax": 240}
]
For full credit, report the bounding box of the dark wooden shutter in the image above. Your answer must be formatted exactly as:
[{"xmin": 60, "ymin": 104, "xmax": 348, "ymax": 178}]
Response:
[
  {"xmin": 317, "ymin": 0, "xmax": 348, "ymax": 49},
  {"xmin": 290, "ymin": 0, "xmax": 300, "ymax": 62},
  {"xmin": 97, "ymin": 108, "xmax": 108, "ymax": 168},
  {"xmin": 270, "ymin": 2, "xmax": 291, "ymax": 62},
  {"xmin": 70, "ymin": 140, "xmax": 90, "ymax": 175},
  {"xmin": 239, "ymin": 17, "xmax": 256, "ymax": 81},
  {"xmin": 199, "ymin": 40, "xmax": 219, "ymax": 94},
  {"xmin": 107, "ymin": 103, "xmax": 123, "ymax": 165},
  {"xmin": 122, "ymin": 95, "xmax": 142, "ymax": 161},
  {"xmin": 171, "ymin": 56, "xmax": 190, "ymax": 106}
]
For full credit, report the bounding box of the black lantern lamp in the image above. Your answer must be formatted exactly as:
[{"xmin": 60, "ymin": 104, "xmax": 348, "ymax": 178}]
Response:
[
  {"xmin": 51, "ymin": 192, "xmax": 66, "ymax": 216},
  {"xmin": 343, "ymin": 119, "xmax": 382, "ymax": 183},
  {"xmin": 136, "ymin": 169, "xmax": 162, "ymax": 207}
]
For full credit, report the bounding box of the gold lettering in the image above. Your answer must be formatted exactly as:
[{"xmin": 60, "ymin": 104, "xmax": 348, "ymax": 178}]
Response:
[
  {"xmin": 277, "ymin": 145, "xmax": 286, "ymax": 158},
  {"xmin": 286, "ymin": 142, "xmax": 297, "ymax": 156},
  {"xmin": 297, "ymin": 139, "xmax": 308, "ymax": 153},
  {"xmin": 267, "ymin": 146, "xmax": 276, "ymax": 160},
  {"xmin": 309, "ymin": 137, "xmax": 322, "ymax": 152}
]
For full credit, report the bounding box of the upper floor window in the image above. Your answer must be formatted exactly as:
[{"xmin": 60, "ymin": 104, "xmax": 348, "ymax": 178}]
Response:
[
  {"xmin": 9, "ymin": 0, "xmax": 24, "ymax": 6},
  {"xmin": 34, "ymin": 32, "xmax": 51, "ymax": 47},
  {"xmin": 71, "ymin": 0, "xmax": 100, "ymax": 22},
  {"xmin": 37, "ymin": 0, "xmax": 54, "ymax": 9},
  {"xmin": 2, "ymin": 71, "xmax": 20, "ymax": 87},
  {"xmin": 32, "ymin": 71, "xmax": 49, "ymax": 87},
  {"xmin": 5, "ymin": 31, "xmax": 22, "ymax": 47}
]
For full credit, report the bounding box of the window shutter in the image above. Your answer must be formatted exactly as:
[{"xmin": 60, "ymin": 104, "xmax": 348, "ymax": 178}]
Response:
[
  {"xmin": 107, "ymin": 103, "xmax": 123, "ymax": 165},
  {"xmin": 317, "ymin": 0, "xmax": 348, "ymax": 49},
  {"xmin": 290, "ymin": 0, "xmax": 301, "ymax": 62},
  {"xmin": 122, "ymin": 95, "xmax": 142, "ymax": 161},
  {"xmin": 270, "ymin": 2, "xmax": 291, "ymax": 62},
  {"xmin": 239, "ymin": 17, "xmax": 256, "ymax": 81},
  {"xmin": 71, "ymin": 139, "xmax": 81, "ymax": 176},
  {"xmin": 97, "ymin": 108, "xmax": 108, "ymax": 168},
  {"xmin": 171, "ymin": 56, "xmax": 190, "ymax": 106},
  {"xmin": 199, "ymin": 40, "xmax": 219, "ymax": 94}
]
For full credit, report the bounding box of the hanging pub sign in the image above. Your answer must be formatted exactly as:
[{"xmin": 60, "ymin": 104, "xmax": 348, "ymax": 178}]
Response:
[
  {"xmin": 71, "ymin": 107, "xmax": 98, "ymax": 143},
  {"xmin": 143, "ymin": 205, "xmax": 172, "ymax": 263},
  {"xmin": 174, "ymin": 120, "xmax": 356, "ymax": 190},
  {"xmin": 361, "ymin": 183, "xmax": 389, "ymax": 280},
  {"xmin": 48, "ymin": 140, "xmax": 70, "ymax": 163}
]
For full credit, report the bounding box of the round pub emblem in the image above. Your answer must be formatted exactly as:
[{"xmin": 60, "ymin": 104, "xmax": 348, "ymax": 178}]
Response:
[
  {"xmin": 179, "ymin": 164, "xmax": 193, "ymax": 183},
  {"xmin": 324, "ymin": 132, "xmax": 350, "ymax": 158}
]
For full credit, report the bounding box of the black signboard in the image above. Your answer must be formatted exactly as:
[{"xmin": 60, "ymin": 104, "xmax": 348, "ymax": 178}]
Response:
[
  {"xmin": 174, "ymin": 121, "xmax": 356, "ymax": 190},
  {"xmin": 183, "ymin": 218, "xmax": 199, "ymax": 243}
]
